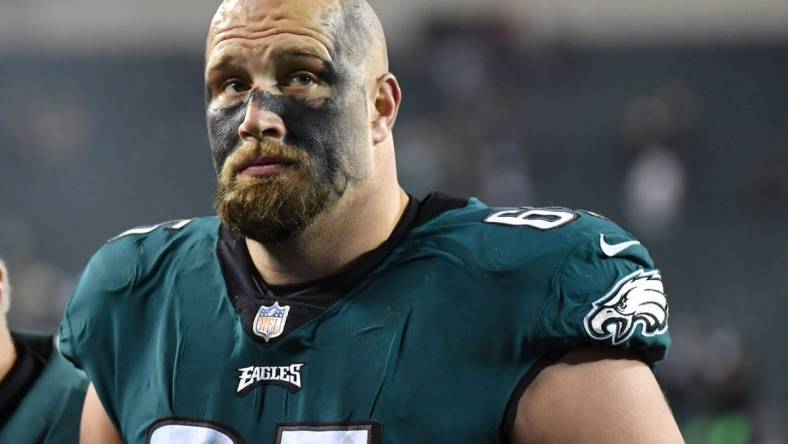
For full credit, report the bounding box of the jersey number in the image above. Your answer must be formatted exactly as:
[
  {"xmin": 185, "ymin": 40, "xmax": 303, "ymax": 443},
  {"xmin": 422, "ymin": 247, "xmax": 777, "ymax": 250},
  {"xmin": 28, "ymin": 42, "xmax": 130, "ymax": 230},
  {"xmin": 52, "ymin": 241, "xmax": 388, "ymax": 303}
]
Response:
[
  {"xmin": 277, "ymin": 424, "xmax": 380, "ymax": 444},
  {"xmin": 148, "ymin": 421, "xmax": 380, "ymax": 444},
  {"xmin": 484, "ymin": 208, "xmax": 578, "ymax": 230},
  {"xmin": 110, "ymin": 219, "xmax": 192, "ymax": 243},
  {"xmin": 148, "ymin": 421, "xmax": 239, "ymax": 444}
]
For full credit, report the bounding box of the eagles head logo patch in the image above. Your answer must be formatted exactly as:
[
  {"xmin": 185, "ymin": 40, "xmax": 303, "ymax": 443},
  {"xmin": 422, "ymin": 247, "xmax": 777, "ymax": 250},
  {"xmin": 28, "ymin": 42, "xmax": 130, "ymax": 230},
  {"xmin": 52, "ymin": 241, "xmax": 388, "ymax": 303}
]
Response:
[{"xmin": 584, "ymin": 269, "xmax": 668, "ymax": 345}]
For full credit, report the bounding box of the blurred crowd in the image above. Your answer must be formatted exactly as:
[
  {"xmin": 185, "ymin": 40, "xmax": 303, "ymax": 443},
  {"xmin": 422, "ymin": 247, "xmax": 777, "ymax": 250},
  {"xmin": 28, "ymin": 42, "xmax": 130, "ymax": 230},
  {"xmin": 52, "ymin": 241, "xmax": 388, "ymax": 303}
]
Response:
[{"xmin": 1, "ymin": 13, "xmax": 786, "ymax": 443}]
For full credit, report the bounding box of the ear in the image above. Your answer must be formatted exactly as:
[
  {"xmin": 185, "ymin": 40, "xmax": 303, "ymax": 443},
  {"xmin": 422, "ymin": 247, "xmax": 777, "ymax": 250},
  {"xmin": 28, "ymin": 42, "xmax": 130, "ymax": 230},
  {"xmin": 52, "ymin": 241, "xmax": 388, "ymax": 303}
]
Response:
[{"xmin": 370, "ymin": 73, "xmax": 402, "ymax": 145}]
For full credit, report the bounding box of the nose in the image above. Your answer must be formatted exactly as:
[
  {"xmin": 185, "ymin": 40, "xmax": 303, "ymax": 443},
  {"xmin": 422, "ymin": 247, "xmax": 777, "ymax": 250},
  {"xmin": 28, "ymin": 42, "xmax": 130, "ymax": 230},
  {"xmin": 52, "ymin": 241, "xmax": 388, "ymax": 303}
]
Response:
[{"xmin": 238, "ymin": 94, "xmax": 286, "ymax": 142}]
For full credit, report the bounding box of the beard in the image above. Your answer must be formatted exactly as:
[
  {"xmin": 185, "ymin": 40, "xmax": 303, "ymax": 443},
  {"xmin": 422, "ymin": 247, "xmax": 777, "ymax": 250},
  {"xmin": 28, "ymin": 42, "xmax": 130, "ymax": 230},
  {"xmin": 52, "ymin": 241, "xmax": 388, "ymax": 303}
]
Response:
[{"xmin": 215, "ymin": 141, "xmax": 334, "ymax": 244}]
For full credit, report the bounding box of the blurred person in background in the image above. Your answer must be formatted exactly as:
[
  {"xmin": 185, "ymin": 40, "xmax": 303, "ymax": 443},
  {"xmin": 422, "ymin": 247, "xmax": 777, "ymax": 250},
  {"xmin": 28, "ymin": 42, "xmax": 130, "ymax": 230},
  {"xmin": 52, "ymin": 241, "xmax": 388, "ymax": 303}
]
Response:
[
  {"xmin": 0, "ymin": 256, "xmax": 87, "ymax": 443},
  {"xmin": 60, "ymin": 1, "xmax": 683, "ymax": 443}
]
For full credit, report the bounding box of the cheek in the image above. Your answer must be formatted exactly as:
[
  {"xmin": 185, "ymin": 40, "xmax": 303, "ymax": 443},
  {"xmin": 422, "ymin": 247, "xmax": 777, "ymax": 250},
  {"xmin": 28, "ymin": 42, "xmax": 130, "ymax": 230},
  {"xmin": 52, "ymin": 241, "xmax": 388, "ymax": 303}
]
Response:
[
  {"xmin": 207, "ymin": 102, "xmax": 245, "ymax": 171},
  {"xmin": 280, "ymin": 102, "xmax": 342, "ymax": 153},
  {"xmin": 329, "ymin": 92, "xmax": 372, "ymax": 169},
  {"xmin": 280, "ymin": 99, "xmax": 365, "ymax": 180},
  {"xmin": 284, "ymin": 90, "xmax": 368, "ymax": 154}
]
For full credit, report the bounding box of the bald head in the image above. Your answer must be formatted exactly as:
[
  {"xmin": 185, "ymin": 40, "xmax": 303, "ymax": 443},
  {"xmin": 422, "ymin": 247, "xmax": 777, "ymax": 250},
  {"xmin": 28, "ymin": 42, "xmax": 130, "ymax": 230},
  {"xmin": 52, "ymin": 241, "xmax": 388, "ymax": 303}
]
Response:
[
  {"xmin": 207, "ymin": 0, "xmax": 388, "ymax": 81},
  {"xmin": 333, "ymin": 0, "xmax": 389, "ymax": 73}
]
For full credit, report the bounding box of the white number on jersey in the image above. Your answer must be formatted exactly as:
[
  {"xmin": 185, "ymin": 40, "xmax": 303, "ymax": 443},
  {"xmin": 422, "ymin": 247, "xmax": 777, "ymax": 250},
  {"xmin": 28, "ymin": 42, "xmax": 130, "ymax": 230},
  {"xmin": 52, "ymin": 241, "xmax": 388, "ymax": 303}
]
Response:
[
  {"xmin": 484, "ymin": 208, "xmax": 578, "ymax": 230},
  {"xmin": 276, "ymin": 424, "xmax": 380, "ymax": 444},
  {"xmin": 109, "ymin": 219, "xmax": 192, "ymax": 243},
  {"xmin": 147, "ymin": 421, "xmax": 380, "ymax": 444},
  {"xmin": 148, "ymin": 423, "xmax": 236, "ymax": 444},
  {"xmin": 279, "ymin": 430, "xmax": 369, "ymax": 444}
]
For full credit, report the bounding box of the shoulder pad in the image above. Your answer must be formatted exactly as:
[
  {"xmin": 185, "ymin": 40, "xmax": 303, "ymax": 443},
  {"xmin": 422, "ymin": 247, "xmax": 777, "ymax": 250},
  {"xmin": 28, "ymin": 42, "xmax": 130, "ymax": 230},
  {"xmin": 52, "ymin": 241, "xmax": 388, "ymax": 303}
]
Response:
[
  {"xmin": 58, "ymin": 216, "xmax": 219, "ymax": 368},
  {"xmin": 88, "ymin": 217, "xmax": 212, "ymax": 289},
  {"xmin": 411, "ymin": 199, "xmax": 669, "ymax": 364},
  {"xmin": 412, "ymin": 200, "xmax": 646, "ymax": 272}
]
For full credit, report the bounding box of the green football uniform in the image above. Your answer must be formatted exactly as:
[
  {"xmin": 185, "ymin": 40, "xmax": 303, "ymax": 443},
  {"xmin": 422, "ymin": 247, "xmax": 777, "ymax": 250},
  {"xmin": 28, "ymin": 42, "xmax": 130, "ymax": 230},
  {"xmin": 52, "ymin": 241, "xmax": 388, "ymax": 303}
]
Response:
[
  {"xmin": 59, "ymin": 194, "xmax": 670, "ymax": 444},
  {"xmin": 0, "ymin": 332, "xmax": 87, "ymax": 444}
]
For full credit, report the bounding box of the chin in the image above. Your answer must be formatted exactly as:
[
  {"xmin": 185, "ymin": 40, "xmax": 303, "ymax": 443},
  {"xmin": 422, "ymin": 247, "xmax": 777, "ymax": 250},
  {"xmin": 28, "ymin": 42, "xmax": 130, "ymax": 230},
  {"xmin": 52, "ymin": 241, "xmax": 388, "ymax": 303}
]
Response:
[{"xmin": 216, "ymin": 173, "xmax": 333, "ymax": 244}]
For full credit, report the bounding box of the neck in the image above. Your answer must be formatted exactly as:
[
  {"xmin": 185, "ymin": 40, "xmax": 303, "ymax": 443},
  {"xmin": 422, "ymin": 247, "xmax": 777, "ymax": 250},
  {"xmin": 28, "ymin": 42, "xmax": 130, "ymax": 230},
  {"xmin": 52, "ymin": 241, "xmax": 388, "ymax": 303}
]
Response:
[
  {"xmin": 0, "ymin": 323, "xmax": 16, "ymax": 383},
  {"xmin": 246, "ymin": 182, "xmax": 408, "ymax": 286}
]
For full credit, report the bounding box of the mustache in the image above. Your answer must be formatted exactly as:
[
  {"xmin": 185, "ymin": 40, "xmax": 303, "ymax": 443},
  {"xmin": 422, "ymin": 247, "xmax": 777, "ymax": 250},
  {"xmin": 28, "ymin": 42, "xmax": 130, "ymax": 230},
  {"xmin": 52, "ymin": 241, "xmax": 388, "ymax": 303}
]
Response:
[{"xmin": 223, "ymin": 141, "xmax": 310, "ymax": 177}]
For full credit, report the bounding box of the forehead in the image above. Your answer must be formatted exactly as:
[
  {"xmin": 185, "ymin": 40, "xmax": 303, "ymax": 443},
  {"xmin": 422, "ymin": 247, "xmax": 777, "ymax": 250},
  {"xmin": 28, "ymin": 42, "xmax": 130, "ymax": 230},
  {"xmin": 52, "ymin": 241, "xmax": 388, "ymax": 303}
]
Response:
[{"xmin": 207, "ymin": 0, "xmax": 340, "ymax": 60}]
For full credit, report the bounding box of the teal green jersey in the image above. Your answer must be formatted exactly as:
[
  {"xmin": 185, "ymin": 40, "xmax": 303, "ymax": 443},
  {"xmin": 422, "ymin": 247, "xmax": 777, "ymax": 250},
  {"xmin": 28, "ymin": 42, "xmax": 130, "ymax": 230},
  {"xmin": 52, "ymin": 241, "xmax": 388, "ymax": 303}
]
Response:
[
  {"xmin": 0, "ymin": 332, "xmax": 87, "ymax": 444},
  {"xmin": 59, "ymin": 194, "xmax": 670, "ymax": 444}
]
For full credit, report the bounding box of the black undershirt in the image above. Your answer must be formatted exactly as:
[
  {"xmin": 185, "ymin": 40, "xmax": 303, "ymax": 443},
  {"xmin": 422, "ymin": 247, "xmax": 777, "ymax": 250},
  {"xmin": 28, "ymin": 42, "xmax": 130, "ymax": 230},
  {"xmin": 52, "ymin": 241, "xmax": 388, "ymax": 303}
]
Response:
[
  {"xmin": 0, "ymin": 335, "xmax": 50, "ymax": 427},
  {"xmin": 217, "ymin": 192, "xmax": 467, "ymax": 346}
]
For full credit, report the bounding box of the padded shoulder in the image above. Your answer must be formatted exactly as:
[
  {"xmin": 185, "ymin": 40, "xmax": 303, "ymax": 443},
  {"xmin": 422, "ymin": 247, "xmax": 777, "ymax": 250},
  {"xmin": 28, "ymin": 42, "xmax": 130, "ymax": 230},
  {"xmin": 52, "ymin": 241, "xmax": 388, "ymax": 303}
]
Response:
[
  {"xmin": 407, "ymin": 199, "xmax": 669, "ymax": 364},
  {"xmin": 91, "ymin": 217, "xmax": 217, "ymax": 290},
  {"xmin": 58, "ymin": 216, "xmax": 219, "ymax": 368},
  {"xmin": 409, "ymin": 200, "xmax": 648, "ymax": 275}
]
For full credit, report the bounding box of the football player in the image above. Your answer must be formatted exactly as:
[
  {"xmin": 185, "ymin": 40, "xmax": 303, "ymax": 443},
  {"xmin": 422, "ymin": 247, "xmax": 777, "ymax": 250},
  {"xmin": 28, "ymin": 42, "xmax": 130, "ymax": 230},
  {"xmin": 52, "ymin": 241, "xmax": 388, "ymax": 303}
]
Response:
[
  {"xmin": 0, "ymin": 256, "xmax": 87, "ymax": 443},
  {"xmin": 61, "ymin": 0, "xmax": 684, "ymax": 443}
]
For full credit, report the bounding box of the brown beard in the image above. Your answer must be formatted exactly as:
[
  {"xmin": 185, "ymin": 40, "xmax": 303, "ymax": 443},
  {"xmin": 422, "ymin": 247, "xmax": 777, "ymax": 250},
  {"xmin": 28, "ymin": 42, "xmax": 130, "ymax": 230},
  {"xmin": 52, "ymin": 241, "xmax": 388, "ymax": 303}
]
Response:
[{"xmin": 215, "ymin": 141, "xmax": 333, "ymax": 243}]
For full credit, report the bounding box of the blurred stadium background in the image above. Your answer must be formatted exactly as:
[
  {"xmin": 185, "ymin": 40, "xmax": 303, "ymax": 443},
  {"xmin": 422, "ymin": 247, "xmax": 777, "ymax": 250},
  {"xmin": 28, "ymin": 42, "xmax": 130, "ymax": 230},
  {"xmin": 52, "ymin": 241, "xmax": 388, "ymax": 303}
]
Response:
[{"xmin": 1, "ymin": 1, "xmax": 787, "ymax": 442}]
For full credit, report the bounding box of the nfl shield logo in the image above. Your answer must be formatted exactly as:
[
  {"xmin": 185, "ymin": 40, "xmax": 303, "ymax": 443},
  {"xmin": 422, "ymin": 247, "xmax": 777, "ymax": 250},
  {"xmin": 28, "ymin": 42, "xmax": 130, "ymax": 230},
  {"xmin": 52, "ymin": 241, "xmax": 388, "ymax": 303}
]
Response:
[{"xmin": 253, "ymin": 302, "xmax": 291, "ymax": 342}]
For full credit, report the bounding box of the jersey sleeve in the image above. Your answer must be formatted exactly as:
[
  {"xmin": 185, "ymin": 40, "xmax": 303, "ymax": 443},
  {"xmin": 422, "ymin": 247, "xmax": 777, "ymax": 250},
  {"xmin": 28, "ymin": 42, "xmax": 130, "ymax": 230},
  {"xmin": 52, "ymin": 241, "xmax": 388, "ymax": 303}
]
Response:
[
  {"xmin": 56, "ymin": 237, "xmax": 140, "ymax": 433},
  {"xmin": 533, "ymin": 226, "xmax": 670, "ymax": 365},
  {"xmin": 57, "ymin": 218, "xmax": 204, "ymax": 436},
  {"xmin": 58, "ymin": 240, "xmax": 136, "ymax": 370}
]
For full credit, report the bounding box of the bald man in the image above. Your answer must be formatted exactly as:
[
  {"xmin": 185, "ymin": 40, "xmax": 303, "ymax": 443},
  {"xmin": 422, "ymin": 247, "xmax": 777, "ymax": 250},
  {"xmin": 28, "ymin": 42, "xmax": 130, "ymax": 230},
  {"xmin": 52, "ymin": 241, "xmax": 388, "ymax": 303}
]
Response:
[
  {"xmin": 60, "ymin": 1, "xmax": 684, "ymax": 443},
  {"xmin": 0, "ymin": 257, "xmax": 87, "ymax": 443}
]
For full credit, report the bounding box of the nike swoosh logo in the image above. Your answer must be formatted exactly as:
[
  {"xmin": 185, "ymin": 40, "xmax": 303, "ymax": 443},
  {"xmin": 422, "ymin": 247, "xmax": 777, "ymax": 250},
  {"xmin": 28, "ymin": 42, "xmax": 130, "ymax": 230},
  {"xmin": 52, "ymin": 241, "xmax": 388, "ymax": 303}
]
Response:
[{"xmin": 599, "ymin": 234, "xmax": 641, "ymax": 257}]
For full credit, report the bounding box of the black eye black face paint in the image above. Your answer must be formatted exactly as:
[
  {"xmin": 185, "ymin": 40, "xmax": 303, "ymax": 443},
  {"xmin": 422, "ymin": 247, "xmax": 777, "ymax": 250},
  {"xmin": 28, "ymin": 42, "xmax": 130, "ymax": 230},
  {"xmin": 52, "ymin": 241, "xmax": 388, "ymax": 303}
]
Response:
[
  {"xmin": 207, "ymin": 89, "xmax": 354, "ymax": 195},
  {"xmin": 206, "ymin": 61, "xmax": 362, "ymax": 196}
]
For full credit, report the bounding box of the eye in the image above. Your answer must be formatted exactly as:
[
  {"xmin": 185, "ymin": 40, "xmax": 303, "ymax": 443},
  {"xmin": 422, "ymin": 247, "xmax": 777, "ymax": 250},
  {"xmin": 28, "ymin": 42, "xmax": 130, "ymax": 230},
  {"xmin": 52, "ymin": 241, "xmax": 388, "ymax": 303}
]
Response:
[
  {"xmin": 221, "ymin": 79, "xmax": 251, "ymax": 95},
  {"xmin": 288, "ymin": 72, "xmax": 318, "ymax": 87}
]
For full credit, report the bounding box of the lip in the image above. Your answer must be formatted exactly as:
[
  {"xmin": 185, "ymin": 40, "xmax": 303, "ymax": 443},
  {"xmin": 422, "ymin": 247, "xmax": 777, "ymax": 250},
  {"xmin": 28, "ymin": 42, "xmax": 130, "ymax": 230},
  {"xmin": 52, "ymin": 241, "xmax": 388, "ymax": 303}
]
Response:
[{"xmin": 238, "ymin": 157, "xmax": 297, "ymax": 178}]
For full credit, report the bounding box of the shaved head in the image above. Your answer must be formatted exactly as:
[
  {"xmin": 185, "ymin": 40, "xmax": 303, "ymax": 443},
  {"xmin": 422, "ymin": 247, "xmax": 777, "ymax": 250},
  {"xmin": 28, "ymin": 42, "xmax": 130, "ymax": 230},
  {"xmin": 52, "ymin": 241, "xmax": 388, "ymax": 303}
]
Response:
[
  {"xmin": 332, "ymin": 0, "xmax": 389, "ymax": 73},
  {"xmin": 207, "ymin": 0, "xmax": 388, "ymax": 81}
]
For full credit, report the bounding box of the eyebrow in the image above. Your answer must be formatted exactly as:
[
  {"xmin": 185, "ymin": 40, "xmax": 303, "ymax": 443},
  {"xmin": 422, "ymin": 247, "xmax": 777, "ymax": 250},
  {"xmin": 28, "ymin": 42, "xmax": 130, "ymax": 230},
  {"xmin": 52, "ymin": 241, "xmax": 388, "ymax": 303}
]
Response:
[
  {"xmin": 205, "ymin": 46, "xmax": 333, "ymax": 76},
  {"xmin": 272, "ymin": 46, "xmax": 332, "ymax": 65},
  {"xmin": 205, "ymin": 54, "xmax": 245, "ymax": 79}
]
